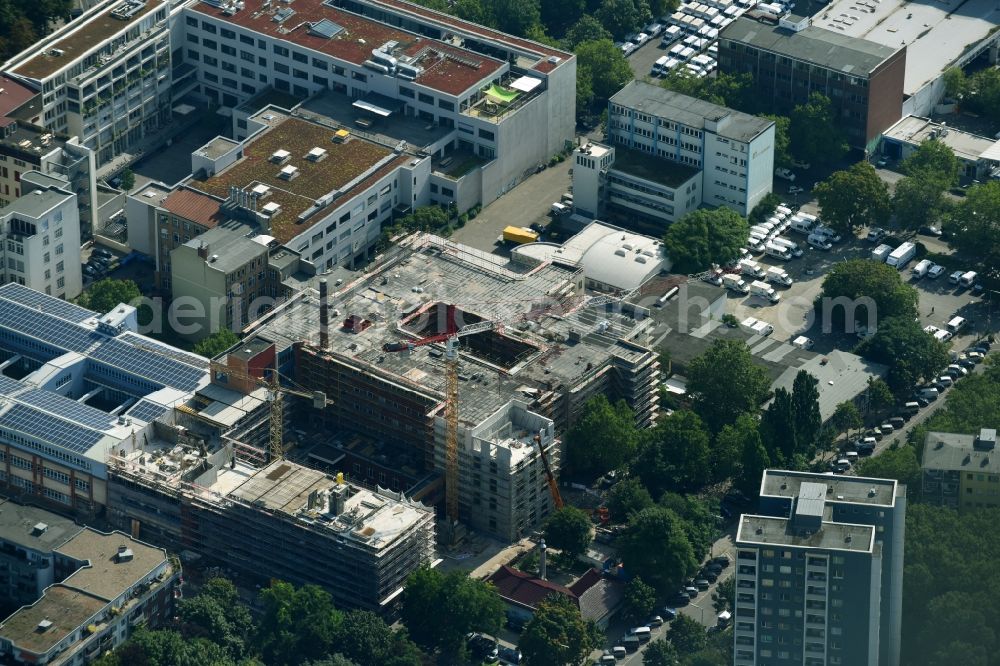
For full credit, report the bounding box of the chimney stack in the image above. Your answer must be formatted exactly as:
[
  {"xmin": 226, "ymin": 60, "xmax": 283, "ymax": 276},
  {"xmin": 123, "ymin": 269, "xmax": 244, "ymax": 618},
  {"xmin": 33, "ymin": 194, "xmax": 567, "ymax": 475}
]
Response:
[
  {"xmin": 319, "ymin": 278, "xmax": 329, "ymax": 349},
  {"xmin": 539, "ymin": 539, "xmax": 547, "ymax": 580}
]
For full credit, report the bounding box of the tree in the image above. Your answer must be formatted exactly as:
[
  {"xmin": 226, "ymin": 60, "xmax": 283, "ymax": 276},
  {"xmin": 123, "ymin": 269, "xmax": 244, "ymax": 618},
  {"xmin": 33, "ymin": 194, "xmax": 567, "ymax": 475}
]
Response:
[
  {"xmin": 919, "ymin": 364, "xmax": 1000, "ymax": 436},
  {"xmin": 660, "ymin": 71, "xmax": 754, "ymax": 111},
  {"xmin": 540, "ymin": 0, "xmax": 584, "ymax": 35},
  {"xmin": 594, "ymin": 0, "xmax": 651, "ymax": 39},
  {"xmin": 855, "ymin": 445, "xmax": 920, "ymax": 487},
  {"xmin": 789, "ymin": 92, "xmax": 848, "ymax": 166},
  {"xmin": 830, "ymin": 400, "xmax": 862, "ymax": 438},
  {"xmin": 734, "ymin": 418, "xmax": 769, "ymax": 497},
  {"xmin": 635, "ymin": 410, "xmax": 712, "ymax": 496},
  {"xmin": 948, "ymin": 180, "xmax": 1000, "ymax": 267},
  {"xmin": 901, "ymin": 139, "xmax": 961, "ymax": 186},
  {"xmin": 97, "ymin": 628, "xmax": 235, "ymax": 666},
  {"xmin": 622, "ymin": 577, "xmax": 657, "ymax": 625},
  {"xmin": 77, "ymin": 278, "xmax": 141, "ymax": 314},
  {"xmin": 563, "ymin": 15, "xmax": 610, "ymax": 48},
  {"xmin": 712, "ymin": 576, "xmax": 734, "ymax": 613},
  {"xmin": 962, "ymin": 67, "xmax": 1000, "ymax": 121},
  {"xmin": 333, "ymin": 611, "xmax": 424, "ymax": 666},
  {"xmin": 687, "ymin": 340, "xmax": 771, "ymax": 433},
  {"xmin": 193, "ymin": 327, "xmax": 240, "ymax": 358},
  {"xmin": 764, "ymin": 115, "xmax": 792, "ymax": 167},
  {"xmin": 892, "ymin": 173, "xmax": 951, "ymax": 232},
  {"xmin": 305, "ymin": 657, "xmax": 359, "ymax": 666},
  {"xmin": 658, "ymin": 493, "xmax": 717, "ymax": 561},
  {"xmin": 661, "ymin": 206, "xmax": 749, "ymax": 274},
  {"xmin": 713, "ymin": 413, "xmax": 759, "ymax": 482},
  {"xmin": 519, "ymin": 594, "xmax": 602, "ymax": 666},
  {"xmin": 760, "ymin": 388, "xmax": 797, "ymax": 464},
  {"xmin": 644, "ymin": 639, "xmax": 680, "ymax": 666},
  {"xmin": 452, "ymin": 0, "xmax": 487, "ymax": 22},
  {"xmin": 544, "ymin": 507, "xmax": 593, "ymax": 559},
  {"xmin": 814, "ymin": 162, "xmax": 891, "ymax": 235},
  {"xmin": 942, "ymin": 66, "xmax": 967, "ymax": 99},
  {"xmin": 669, "ymin": 615, "xmax": 707, "ymax": 654},
  {"xmin": 749, "ymin": 192, "xmax": 782, "ymax": 226},
  {"xmin": 820, "ymin": 258, "xmax": 919, "ymax": 329},
  {"xmin": 574, "ymin": 39, "xmax": 633, "ymax": 109},
  {"xmin": 791, "ymin": 370, "xmax": 822, "ymax": 454},
  {"xmin": 617, "ymin": 506, "xmax": 697, "ymax": 595},
  {"xmin": 401, "ymin": 566, "xmax": 504, "ymax": 661},
  {"xmin": 488, "ymin": 0, "xmax": 541, "ymax": 36},
  {"xmin": 606, "ymin": 478, "xmax": 654, "ymax": 522},
  {"xmin": 119, "ymin": 168, "xmax": 135, "ymax": 192},
  {"xmin": 565, "ymin": 395, "xmax": 639, "ymax": 477},
  {"xmin": 177, "ymin": 578, "xmax": 253, "ymax": 659},
  {"xmin": 856, "ymin": 315, "xmax": 950, "ymax": 392},
  {"xmin": 866, "ymin": 377, "xmax": 894, "ymax": 413},
  {"xmin": 256, "ymin": 581, "xmax": 342, "ymax": 666}
]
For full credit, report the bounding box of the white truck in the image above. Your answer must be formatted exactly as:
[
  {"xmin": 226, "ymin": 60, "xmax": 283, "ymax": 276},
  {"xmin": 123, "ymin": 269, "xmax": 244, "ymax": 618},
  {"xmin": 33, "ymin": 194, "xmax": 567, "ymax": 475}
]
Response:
[
  {"xmin": 764, "ymin": 242, "xmax": 792, "ymax": 261},
  {"xmin": 959, "ymin": 270, "xmax": 978, "ymax": 288},
  {"xmin": 789, "ymin": 216, "xmax": 815, "ymax": 235},
  {"xmin": 741, "ymin": 316, "xmax": 774, "ymax": 337},
  {"xmin": 765, "ymin": 266, "xmax": 793, "ymax": 286},
  {"xmin": 871, "ymin": 244, "xmax": 893, "ymax": 263},
  {"xmin": 723, "ymin": 273, "xmax": 749, "ymax": 293},
  {"xmin": 886, "ymin": 241, "xmax": 916, "ymax": 269},
  {"xmin": 738, "ymin": 259, "xmax": 765, "ymax": 279},
  {"xmin": 770, "ymin": 237, "xmax": 802, "ymax": 257},
  {"xmin": 750, "ymin": 280, "xmax": 781, "ymax": 303}
]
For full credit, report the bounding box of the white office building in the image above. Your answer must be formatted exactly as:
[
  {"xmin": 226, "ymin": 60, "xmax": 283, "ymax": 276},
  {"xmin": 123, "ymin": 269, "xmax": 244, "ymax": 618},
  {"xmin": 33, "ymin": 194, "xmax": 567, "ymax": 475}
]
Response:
[
  {"xmin": 0, "ymin": 184, "xmax": 82, "ymax": 299},
  {"xmin": 580, "ymin": 80, "xmax": 774, "ymax": 228}
]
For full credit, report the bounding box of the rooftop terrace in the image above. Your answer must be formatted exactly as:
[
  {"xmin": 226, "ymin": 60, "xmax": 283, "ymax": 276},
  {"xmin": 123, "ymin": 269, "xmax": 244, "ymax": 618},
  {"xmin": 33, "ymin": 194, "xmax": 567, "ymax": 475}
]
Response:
[
  {"xmin": 191, "ymin": 0, "xmax": 506, "ymax": 95},
  {"xmin": 190, "ymin": 113, "xmax": 406, "ymax": 244},
  {"xmin": 611, "ymin": 146, "xmax": 701, "ymax": 188},
  {"xmin": 11, "ymin": 0, "xmax": 166, "ymax": 81},
  {"xmin": 737, "ymin": 514, "xmax": 876, "ymax": 552}
]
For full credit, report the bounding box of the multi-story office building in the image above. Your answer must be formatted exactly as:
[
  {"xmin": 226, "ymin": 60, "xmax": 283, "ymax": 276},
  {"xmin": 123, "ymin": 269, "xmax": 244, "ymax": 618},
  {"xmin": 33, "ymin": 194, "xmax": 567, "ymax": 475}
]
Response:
[
  {"xmin": 0, "ymin": 500, "xmax": 80, "ymax": 613},
  {"xmin": 734, "ymin": 470, "xmax": 905, "ymax": 666},
  {"xmin": 3, "ymin": 0, "xmax": 173, "ymax": 168},
  {"xmin": 0, "ymin": 183, "xmax": 83, "ymax": 299},
  {"xmin": 718, "ymin": 16, "xmax": 906, "ymax": 151},
  {"xmin": 178, "ymin": 0, "xmax": 575, "ymax": 210},
  {"xmin": 574, "ymin": 81, "xmax": 774, "ymax": 228},
  {"xmin": 0, "ymin": 503, "xmax": 181, "ymax": 666},
  {"xmin": 921, "ymin": 428, "xmax": 999, "ymax": 509}
]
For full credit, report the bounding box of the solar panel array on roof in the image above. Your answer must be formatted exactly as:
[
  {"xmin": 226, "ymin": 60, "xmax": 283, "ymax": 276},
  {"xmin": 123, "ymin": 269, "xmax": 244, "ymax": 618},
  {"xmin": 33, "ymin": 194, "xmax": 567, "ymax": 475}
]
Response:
[
  {"xmin": 126, "ymin": 400, "xmax": 168, "ymax": 423},
  {"xmin": 0, "ymin": 284, "xmax": 95, "ymax": 324},
  {"xmin": 0, "ymin": 299, "xmax": 96, "ymax": 354},
  {"xmin": 0, "ymin": 375, "xmax": 23, "ymax": 396},
  {"xmin": 309, "ymin": 18, "xmax": 344, "ymax": 38},
  {"xmin": 0, "ymin": 404, "xmax": 105, "ymax": 454},
  {"xmin": 16, "ymin": 389, "xmax": 115, "ymax": 430},
  {"xmin": 89, "ymin": 338, "xmax": 204, "ymax": 391},
  {"xmin": 119, "ymin": 333, "xmax": 209, "ymax": 369}
]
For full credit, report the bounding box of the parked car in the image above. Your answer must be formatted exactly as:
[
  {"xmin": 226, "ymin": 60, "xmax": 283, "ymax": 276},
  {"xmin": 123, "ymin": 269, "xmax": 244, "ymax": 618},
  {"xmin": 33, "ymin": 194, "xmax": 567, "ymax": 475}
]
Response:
[
  {"xmin": 667, "ymin": 593, "xmax": 691, "ymax": 607},
  {"xmin": 928, "ymin": 264, "xmax": 946, "ymax": 279},
  {"xmin": 775, "ymin": 167, "xmax": 796, "ymax": 181},
  {"xmin": 949, "ymin": 270, "xmax": 965, "ymax": 284},
  {"xmin": 662, "ymin": 607, "xmax": 679, "ymax": 620},
  {"xmin": 919, "ymin": 225, "xmax": 943, "ymax": 237},
  {"xmin": 788, "ymin": 185, "xmax": 804, "ymax": 195},
  {"xmin": 694, "ymin": 579, "xmax": 710, "ymax": 591},
  {"xmin": 712, "ymin": 555, "xmax": 731, "ymax": 568},
  {"xmin": 92, "ymin": 247, "xmax": 114, "ymax": 260},
  {"xmin": 700, "ymin": 570, "xmax": 718, "ymax": 583},
  {"xmin": 924, "ymin": 325, "xmax": 941, "ymax": 335},
  {"xmin": 866, "ymin": 227, "xmax": 886, "ymax": 243},
  {"xmin": 684, "ymin": 586, "xmax": 699, "ymax": 598}
]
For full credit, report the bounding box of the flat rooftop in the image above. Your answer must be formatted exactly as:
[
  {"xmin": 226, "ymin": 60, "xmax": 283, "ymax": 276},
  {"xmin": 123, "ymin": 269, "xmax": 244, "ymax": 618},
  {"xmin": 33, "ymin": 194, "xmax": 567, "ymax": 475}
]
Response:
[
  {"xmin": 190, "ymin": 112, "xmax": 407, "ymax": 244},
  {"xmin": 0, "ymin": 500, "xmax": 81, "ymax": 552},
  {"xmin": 720, "ymin": 17, "xmax": 900, "ymax": 75},
  {"xmin": 55, "ymin": 529, "xmax": 168, "ymax": 602},
  {"xmin": 0, "ymin": 187, "xmax": 73, "ymax": 219},
  {"xmin": 11, "ymin": 0, "xmax": 166, "ymax": 81},
  {"xmin": 737, "ymin": 514, "xmax": 875, "ymax": 552},
  {"xmin": 811, "ymin": 0, "xmax": 1000, "ymax": 94},
  {"xmin": 160, "ymin": 187, "xmax": 226, "ymax": 229},
  {"xmin": 611, "ymin": 146, "xmax": 701, "ymax": 188},
  {"xmin": 191, "ymin": 0, "xmax": 506, "ymax": 96},
  {"xmin": 611, "ymin": 81, "xmax": 774, "ymax": 142},
  {"xmin": 762, "ymin": 469, "xmax": 898, "ymax": 506},
  {"xmin": 243, "ymin": 233, "xmax": 655, "ymax": 424},
  {"xmin": 922, "ymin": 431, "xmax": 1000, "ymax": 474},
  {"xmin": 884, "ymin": 115, "xmax": 1000, "ymax": 162},
  {"xmin": 0, "ymin": 585, "xmax": 106, "ymax": 655},
  {"xmin": 195, "ymin": 136, "xmax": 241, "ymax": 161}
]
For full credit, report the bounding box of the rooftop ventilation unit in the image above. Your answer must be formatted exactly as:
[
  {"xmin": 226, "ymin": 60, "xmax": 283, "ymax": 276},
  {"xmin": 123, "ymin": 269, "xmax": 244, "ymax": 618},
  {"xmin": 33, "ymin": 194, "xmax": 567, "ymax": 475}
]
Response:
[
  {"xmin": 251, "ymin": 183, "xmax": 271, "ymax": 197},
  {"xmin": 279, "ymin": 164, "xmax": 299, "ymax": 180},
  {"xmin": 306, "ymin": 146, "xmax": 328, "ymax": 162},
  {"xmin": 115, "ymin": 545, "xmax": 134, "ymax": 562},
  {"xmin": 261, "ymin": 201, "xmax": 282, "ymax": 215},
  {"xmin": 31, "ymin": 523, "xmax": 48, "ymax": 536},
  {"xmin": 111, "ymin": 0, "xmax": 146, "ymax": 20},
  {"xmin": 273, "ymin": 7, "xmax": 295, "ymax": 23},
  {"xmin": 270, "ymin": 149, "xmax": 291, "ymax": 163},
  {"xmin": 332, "ymin": 129, "xmax": 351, "ymax": 143},
  {"xmin": 37, "ymin": 619, "xmax": 53, "ymax": 632}
]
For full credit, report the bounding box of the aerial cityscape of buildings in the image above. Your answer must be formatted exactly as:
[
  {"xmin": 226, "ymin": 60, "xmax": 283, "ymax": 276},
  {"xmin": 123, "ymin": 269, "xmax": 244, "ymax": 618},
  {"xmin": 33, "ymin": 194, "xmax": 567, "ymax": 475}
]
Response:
[{"xmin": 0, "ymin": 0, "xmax": 997, "ymax": 660}]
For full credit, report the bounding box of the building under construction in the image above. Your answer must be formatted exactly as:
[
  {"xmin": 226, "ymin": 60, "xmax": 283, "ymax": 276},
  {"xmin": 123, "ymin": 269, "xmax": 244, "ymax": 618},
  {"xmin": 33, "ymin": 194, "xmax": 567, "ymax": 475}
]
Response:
[{"xmin": 227, "ymin": 233, "xmax": 661, "ymax": 540}]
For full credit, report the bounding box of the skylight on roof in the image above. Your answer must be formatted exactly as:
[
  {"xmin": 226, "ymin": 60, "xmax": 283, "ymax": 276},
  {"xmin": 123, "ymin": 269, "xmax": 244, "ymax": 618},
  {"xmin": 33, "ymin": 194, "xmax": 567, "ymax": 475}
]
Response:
[{"xmin": 309, "ymin": 18, "xmax": 344, "ymax": 39}]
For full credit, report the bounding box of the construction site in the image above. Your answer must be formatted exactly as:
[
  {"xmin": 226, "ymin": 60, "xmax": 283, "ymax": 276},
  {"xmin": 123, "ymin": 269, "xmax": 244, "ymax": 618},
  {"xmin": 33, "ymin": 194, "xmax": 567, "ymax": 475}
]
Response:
[{"xmin": 219, "ymin": 232, "xmax": 662, "ymax": 541}]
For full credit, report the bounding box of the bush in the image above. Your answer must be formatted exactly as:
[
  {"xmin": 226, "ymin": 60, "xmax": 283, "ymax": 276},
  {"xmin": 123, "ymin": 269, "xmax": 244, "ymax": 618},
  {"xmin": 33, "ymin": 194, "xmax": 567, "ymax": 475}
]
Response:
[{"xmin": 457, "ymin": 213, "xmax": 469, "ymax": 227}]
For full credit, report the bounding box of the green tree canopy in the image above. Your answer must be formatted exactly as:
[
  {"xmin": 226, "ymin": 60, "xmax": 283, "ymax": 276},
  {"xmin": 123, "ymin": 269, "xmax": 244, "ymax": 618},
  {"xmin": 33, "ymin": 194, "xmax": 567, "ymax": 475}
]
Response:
[
  {"xmin": 669, "ymin": 615, "xmax": 708, "ymax": 654},
  {"xmin": 661, "ymin": 207, "xmax": 749, "ymax": 274},
  {"xmin": 255, "ymin": 581, "xmax": 343, "ymax": 666},
  {"xmin": 487, "ymin": 0, "xmax": 541, "ymax": 35},
  {"xmin": 919, "ymin": 358, "xmax": 1000, "ymax": 434},
  {"xmin": 635, "ymin": 410, "xmax": 712, "ymax": 496},
  {"xmin": 539, "ymin": 0, "xmax": 584, "ymax": 34},
  {"xmin": 855, "ymin": 445, "xmax": 920, "ymax": 487},
  {"xmin": 658, "ymin": 493, "xmax": 718, "ymax": 560},
  {"xmin": 856, "ymin": 315, "xmax": 950, "ymax": 392},
  {"xmin": 594, "ymin": 0, "xmax": 651, "ymax": 39},
  {"xmin": 948, "ymin": 180, "xmax": 1000, "ymax": 269},
  {"xmin": 519, "ymin": 594, "xmax": 603, "ymax": 665},
  {"xmin": 820, "ymin": 258, "xmax": 919, "ymax": 329},
  {"xmin": 960, "ymin": 67, "xmax": 1000, "ymax": 122},
  {"xmin": 713, "ymin": 413, "xmax": 760, "ymax": 482},
  {"xmin": 95, "ymin": 628, "xmax": 236, "ymax": 666},
  {"xmin": 791, "ymin": 370, "xmax": 822, "ymax": 453},
  {"xmin": 574, "ymin": 39, "xmax": 634, "ymax": 109},
  {"xmin": 660, "ymin": 70, "xmax": 755, "ymax": 111},
  {"xmin": 901, "ymin": 139, "xmax": 961, "ymax": 186},
  {"xmin": 565, "ymin": 395, "xmax": 639, "ymax": 476},
  {"xmin": 735, "ymin": 425, "xmax": 770, "ymax": 498},
  {"xmin": 563, "ymin": 15, "xmax": 611, "ymax": 47},
  {"xmin": 830, "ymin": 400, "xmax": 862, "ymax": 437},
  {"xmin": 401, "ymin": 566, "xmax": 505, "ymax": 661},
  {"xmin": 789, "ymin": 92, "xmax": 848, "ymax": 166},
  {"xmin": 712, "ymin": 576, "xmax": 735, "ymax": 613},
  {"xmin": 332, "ymin": 611, "xmax": 423, "ymax": 666},
  {"xmin": 866, "ymin": 377, "xmax": 895, "ymax": 412},
  {"xmin": 760, "ymin": 388, "xmax": 798, "ymax": 465},
  {"xmin": 77, "ymin": 278, "xmax": 141, "ymax": 315},
  {"xmin": 814, "ymin": 162, "xmax": 891, "ymax": 235},
  {"xmin": 618, "ymin": 506, "xmax": 698, "ymax": 595},
  {"xmin": 622, "ymin": 576, "xmax": 658, "ymax": 625},
  {"xmin": 764, "ymin": 114, "xmax": 792, "ymax": 168},
  {"xmin": 176, "ymin": 578, "xmax": 254, "ymax": 659},
  {"xmin": 892, "ymin": 173, "xmax": 952, "ymax": 232},
  {"xmin": 687, "ymin": 340, "xmax": 771, "ymax": 433},
  {"xmin": 643, "ymin": 638, "xmax": 680, "ymax": 666},
  {"xmin": 193, "ymin": 327, "xmax": 240, "ymax": 358},
  {"xmin": 606, "ymin": 477, "xmax": 654, "ymax": 522},
  {"xmin": 942, "ymin": 66, "xmax": 967, "ymax": 99},
  {"xmin": 544, "ymin": 506, "xmax": 593, "ymax": 559}
]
